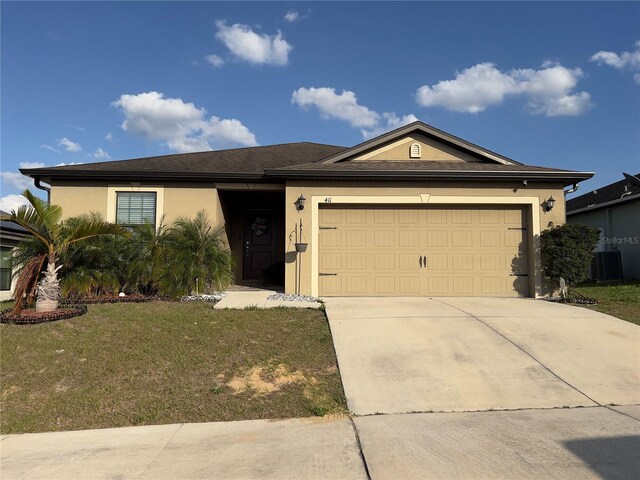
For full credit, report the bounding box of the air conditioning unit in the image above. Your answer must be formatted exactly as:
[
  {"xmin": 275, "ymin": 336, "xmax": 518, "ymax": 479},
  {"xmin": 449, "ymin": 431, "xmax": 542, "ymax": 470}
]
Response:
[{"xmin": 590, "ymin": 251, "xmax": 623, "ymax": 281}]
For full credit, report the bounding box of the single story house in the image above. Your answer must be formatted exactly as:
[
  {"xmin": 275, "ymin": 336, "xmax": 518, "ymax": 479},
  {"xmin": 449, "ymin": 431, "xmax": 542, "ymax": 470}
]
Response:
[
  {"xmin": 567, "ymin": 172, "xmax": 640, "ymax": 280},
  {"xmin": 0, "ymin": 211, "xmax": 31, "ymax": 301},
  {"xmin": 21, "ymin": 122, "xmax": 593, "ymax": 298}
]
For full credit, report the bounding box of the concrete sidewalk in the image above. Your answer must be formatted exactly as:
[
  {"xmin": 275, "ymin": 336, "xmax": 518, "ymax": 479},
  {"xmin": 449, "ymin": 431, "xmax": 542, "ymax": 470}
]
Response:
[
  {"xmin": 1, "ymin": 416, "xmax": 367, "ymax": 480},
  {"xmin": 3, "ymin": 407, "xmax": 639, "ymax": 479},
  {"xmin": 355, "ymin": 406, "xmax": 640, "ymax": 480}
]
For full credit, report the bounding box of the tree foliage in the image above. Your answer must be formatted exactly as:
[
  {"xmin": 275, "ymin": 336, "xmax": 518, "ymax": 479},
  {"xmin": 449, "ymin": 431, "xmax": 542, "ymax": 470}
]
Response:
[
  {"xmin": 2, "ymin": 190, "xmax": 128, "ymax": 313},
  {"xmin": 159, "ymin": 211, "xmax": 234, "ymax": 297},
  {"xmin": 5, "ymin": 194, "xmax": 235, "ymax": 306},
  {"xmin": 540, "ymin": 223, "xmax": 601, "ymax": 286}
]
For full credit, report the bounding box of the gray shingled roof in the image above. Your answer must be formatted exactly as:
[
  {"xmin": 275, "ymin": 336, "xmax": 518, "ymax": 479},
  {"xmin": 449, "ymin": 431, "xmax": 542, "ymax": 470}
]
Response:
[
  {"xmin": 567, "ymin": 173, "xmax": 640, "ymax": 214},
  {"xmin": 20, "ymin": 142, "xmax": 347, "ymax": 181}
]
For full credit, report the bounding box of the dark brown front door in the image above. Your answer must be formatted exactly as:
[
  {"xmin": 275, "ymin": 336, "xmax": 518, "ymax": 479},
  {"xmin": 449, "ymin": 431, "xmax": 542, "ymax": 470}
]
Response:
[{"xmin": 244, "ymin": 209, "xmax": 278, "ymax": 279}]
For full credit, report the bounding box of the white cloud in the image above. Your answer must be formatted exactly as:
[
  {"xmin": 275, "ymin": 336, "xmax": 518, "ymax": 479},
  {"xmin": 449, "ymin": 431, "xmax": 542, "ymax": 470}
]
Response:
[
  {"xmin": 292, "ymin": 87, "xmax": 380, "ymax": 128},
  {"xmin": 20, "ymin": 161, "xmax": 46, "ymax": 169},
  {"xmin": 215, "ymin": 21, "xmax": 292, "ymax": 66},
  {"xmin": 57, "ymin": 137, "xmax": 82, "ymax": 152},
  {"xmin": 284, "ymin": 11, "xmax": 299, "ymax": 23},
  {"xmin": 93, "ymin": 148, "xmax": 111, "ymax": 160},
  {"xmin": 361, "ymin": 113, "xmax": 419, "ymax": 139},
  {"xmin": 591, "ymin": 41, "xmax": 640, "ymax": 85},
  {"xmin": 415, "ymin": 62, "xmax": 591, "ymax": 116},
  {"xmin": 40, "ymin": 144, "xmax": 60, "ymax": 153},
  {"xmin": 112, "ymin": 91, "xmax": 257, "ymax": 153},
  {"xmin": 1, "ymin": 162, "xmax": 45, "ymax": 191},
  {"xmin": 590, "ymin": 41, "xmax": 640, "ymax": 69},
  {"xmin": 105, "ymin": 132, "xmax": 113, "ymax": 141},
  {"xmin": 204, "ymin": 54, "xmax": 225, "ymax": 67},
  {"xmin": 55, "ymin": 162, "xmax": 84, "ymax": 166},
  {"xmin": 292, "ymin": 86, "xmax": 418, "ymax": 139},
  {"xmin": 0, "ymin": 194, "xmax": 30, "ymax": 213},
  {"xmin": 1, "ymin": 172, "xmax": 33, "ymax": 191}
]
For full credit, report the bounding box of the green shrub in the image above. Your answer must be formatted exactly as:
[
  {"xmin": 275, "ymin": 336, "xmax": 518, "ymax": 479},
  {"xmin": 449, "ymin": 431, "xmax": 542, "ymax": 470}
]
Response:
[{"xmin": 540, "ymin": 223, "xmax": 600, "ymax": 286}]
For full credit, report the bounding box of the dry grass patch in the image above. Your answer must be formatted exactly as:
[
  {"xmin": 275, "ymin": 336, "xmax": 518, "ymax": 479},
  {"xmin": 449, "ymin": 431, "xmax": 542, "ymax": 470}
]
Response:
[{"xmin": 0, "ymin": 302, "xmax": 346, "ymax": 433}]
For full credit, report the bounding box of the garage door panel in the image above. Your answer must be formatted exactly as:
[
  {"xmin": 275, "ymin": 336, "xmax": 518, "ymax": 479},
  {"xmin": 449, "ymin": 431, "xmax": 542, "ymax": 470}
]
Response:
[
  {"xmin": 452, "ymin": 277, "xmax": 474, "ymax": 295},
  {"xmin": 345, "ymin": 276, "xmax": 367, "ymax": 294},
  {"xmin": 318, "ymin": 205, "xmax": 529, "ymax": 297},
  {"xmin": 346, "ymin": 230, "xmax": 366, "ymax": 247},
  {"xmin": 399, "ymin": 230, "xmax": 420, "ymax": 247}
]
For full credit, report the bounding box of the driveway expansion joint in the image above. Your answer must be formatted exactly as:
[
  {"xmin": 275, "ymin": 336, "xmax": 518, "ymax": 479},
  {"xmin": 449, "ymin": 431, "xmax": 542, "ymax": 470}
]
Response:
[
  {"xmin": 136, "ymin": 423, "xmax": 185, "ymax": 480},
  {"xmin": 605, "ymin": 405, "xmax": 640, "ymax": 422},
  {"xmin": 432, "ymin": 298, "xmax": 603, "ymax": 408},
  {"xmin": 348, "ymin": 417, "xmax": 372, "ymax": 480}
]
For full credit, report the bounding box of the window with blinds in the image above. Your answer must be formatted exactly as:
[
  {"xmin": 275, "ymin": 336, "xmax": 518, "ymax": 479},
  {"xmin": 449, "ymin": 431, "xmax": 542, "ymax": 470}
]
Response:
[{"xmin": 116, "ymin": 192, "xmax": 156, "ymax": 228}]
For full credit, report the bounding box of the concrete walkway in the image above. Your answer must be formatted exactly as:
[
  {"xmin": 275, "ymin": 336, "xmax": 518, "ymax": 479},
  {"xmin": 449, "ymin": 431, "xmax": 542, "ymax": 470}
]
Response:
[
  {"xmin": 325, "ymin": 297, "xmax": 640, "ymax": 415},
  {"xmin": 214, "ymin": 290, "xmax": 321, "ymax": 309}
]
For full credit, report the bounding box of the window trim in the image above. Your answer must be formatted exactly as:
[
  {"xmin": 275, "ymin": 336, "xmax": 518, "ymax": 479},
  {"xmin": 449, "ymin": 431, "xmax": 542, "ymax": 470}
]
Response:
[
  {"xmin": 107, "ymin": 185, "xmax": 164, "ymax": 229},
  {"xmin": 115, "ymin": 191, "xmax": 158, "ymax": 229},
  {"xmin": 0, "ymin": 246, "xmax": 13, "ymax": 291}
]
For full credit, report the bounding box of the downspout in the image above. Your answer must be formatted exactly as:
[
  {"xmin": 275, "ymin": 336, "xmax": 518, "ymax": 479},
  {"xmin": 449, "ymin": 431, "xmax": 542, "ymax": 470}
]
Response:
[
  {"xmin": 34, "ymin": 178, "xmax": 51, "ymax": 203},
  {"xmin": 564, "ymin": 183, "xmax": 579, "ymax": 196}
]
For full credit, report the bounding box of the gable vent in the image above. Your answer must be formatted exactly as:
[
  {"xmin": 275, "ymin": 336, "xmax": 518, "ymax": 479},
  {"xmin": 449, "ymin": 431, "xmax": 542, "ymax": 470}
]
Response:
[{"xmin": 410, "ymin": 143, "xmax": 422, "ymax": 158}]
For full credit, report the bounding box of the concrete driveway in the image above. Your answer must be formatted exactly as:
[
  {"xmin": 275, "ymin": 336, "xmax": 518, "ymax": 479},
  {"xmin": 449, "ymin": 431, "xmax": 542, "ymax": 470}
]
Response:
[{"xmin": 325, "ymin": 297, "xmax": 640, "ymax": 415}]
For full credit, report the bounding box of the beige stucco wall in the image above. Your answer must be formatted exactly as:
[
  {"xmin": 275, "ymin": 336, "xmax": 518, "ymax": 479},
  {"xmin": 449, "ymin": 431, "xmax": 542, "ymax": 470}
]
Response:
[
  {"xmin": 352, "ymin": 133, "xmax": 478, "ymax": 162},
  {"xmin": 51, "ymin": 182, "xmax": 223, "ymax": 226},
  {"xmin": 284, "ymin": 181, "xmax": 567, "ymax": 298}
]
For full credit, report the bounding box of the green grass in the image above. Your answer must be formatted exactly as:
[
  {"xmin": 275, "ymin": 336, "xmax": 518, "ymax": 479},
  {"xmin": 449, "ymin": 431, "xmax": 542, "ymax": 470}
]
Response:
[
  {"xmin": 572, "ymin": 281, "xmax": 640, "ymax": 325},
  {"xmin": 0, "ymin": 302, "xmax": 347, "ymax": 433}
]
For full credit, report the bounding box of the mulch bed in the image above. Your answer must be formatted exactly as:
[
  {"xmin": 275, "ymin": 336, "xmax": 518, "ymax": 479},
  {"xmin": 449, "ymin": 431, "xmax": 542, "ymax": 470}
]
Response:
[
  {"xmin": 61, "ymin": 294, "xmax": 164, "ymax": 305},
  {"xmin": 0, "ymin": 304, "xmax": 88, "ymax": 325}
]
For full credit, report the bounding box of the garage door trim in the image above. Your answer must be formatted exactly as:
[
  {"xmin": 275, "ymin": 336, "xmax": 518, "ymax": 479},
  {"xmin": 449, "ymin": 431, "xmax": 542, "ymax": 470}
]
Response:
[{"xmin": 310, "ymin": 195, "xmax": 542, "ymax": 298}]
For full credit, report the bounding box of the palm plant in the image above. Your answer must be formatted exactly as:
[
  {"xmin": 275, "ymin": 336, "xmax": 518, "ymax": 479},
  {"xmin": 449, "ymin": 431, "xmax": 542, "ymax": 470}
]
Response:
[
  {"xmin": 160, "ymin": 210, "xmax": 233, "ymax": 297},
  {"xmin": 1, "ymin": 190, "xmax": 128, "ymax": 314}
]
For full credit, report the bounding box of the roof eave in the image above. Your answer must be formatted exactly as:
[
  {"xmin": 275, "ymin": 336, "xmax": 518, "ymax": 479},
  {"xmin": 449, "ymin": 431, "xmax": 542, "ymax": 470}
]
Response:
[
  {"xmin": 265, "ymin": 169, "xmax": 594, "ymax": 185},
  {"xmin": 567, "ymin": 192, "xmax": 640, "ymax": 215},
  {"xmin": 20, "ymin": 169, "xmax": 271, "ymax": 183}
]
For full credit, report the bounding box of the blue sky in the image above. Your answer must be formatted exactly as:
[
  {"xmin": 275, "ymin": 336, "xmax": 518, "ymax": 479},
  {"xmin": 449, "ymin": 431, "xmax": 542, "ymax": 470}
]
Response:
[{"xmin": 2, "ymin": 1, "xmax": 639, "ymax": 211}]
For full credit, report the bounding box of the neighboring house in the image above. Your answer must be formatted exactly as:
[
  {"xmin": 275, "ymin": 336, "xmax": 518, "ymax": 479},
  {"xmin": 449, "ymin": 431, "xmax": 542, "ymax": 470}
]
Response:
[
  {"xmin": 21, "ymin": 122, "xmax": 593, "ymax": 298},
  {"xmin": 0, "ymin": 211, "xmax": 31, "ymax": 301},
  {"xmin": 567, "ymin": 173, "xmax": 640, "ymax": 280}
]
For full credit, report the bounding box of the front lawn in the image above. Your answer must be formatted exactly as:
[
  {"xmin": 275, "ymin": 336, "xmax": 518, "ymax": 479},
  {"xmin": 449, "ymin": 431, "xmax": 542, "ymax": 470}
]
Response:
[
  {"xmin": 0, "ymin": 302, "xmax": 346, "ymax": 433},
  {"xmin": 573, "ymin": 281, "xmax": 640, "ymax": 325}
]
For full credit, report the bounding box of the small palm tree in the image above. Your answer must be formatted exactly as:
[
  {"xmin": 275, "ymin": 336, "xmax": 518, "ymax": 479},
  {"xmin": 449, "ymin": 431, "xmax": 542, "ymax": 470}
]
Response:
[
  {"xmin": 160, "ymin": 210, "xmax": 233, "ymax": 297},
  {"xmin": 1, "ymin": 190, "xmax": 128, "ymax": 313}
]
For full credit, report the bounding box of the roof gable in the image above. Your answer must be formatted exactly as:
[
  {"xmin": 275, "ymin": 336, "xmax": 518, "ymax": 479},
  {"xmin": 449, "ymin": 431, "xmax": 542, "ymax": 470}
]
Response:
[{"xmin": 318, "ymin": 121, "xmax": 520, "ymax": 165}]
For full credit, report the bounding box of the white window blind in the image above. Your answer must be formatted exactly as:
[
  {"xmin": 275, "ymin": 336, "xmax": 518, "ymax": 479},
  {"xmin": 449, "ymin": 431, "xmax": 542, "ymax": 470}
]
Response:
[{"xmin": 116, "ymin": 192, "xmax": 156, "ymax": 227}]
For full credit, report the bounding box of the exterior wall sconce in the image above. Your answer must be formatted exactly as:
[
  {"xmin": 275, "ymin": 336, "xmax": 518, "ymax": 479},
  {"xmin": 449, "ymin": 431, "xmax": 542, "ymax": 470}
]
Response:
[
  {"xmin": 295, "ymin": 194, "xmax": 306, "ymax": 211},
  {"xmin": 544, "ymin": 196, "xmax": 556, "ymax": 212}
]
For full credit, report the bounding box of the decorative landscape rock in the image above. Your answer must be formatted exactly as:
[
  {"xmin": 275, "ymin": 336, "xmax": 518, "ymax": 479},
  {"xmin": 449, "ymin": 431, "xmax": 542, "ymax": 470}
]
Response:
[
  {"xmin": 267, "ymin": 293, "xmax": 320, "ymax": 303},
  {"xmin": 181, "ymin": 293, "xmax": 228, "ymax": 303}
]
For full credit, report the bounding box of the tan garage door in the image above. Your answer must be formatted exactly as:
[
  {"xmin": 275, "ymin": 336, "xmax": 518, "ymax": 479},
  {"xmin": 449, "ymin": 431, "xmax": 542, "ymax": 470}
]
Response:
[{"xmin": 318, "ymin": 205, "xmax": 529, "ymax": 297}]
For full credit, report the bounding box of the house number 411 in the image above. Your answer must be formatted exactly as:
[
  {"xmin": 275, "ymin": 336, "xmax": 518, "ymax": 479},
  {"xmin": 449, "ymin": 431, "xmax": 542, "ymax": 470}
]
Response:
[{"xmin": 324, "ymin": 197, "xmax": 332, "ymax": 203}]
